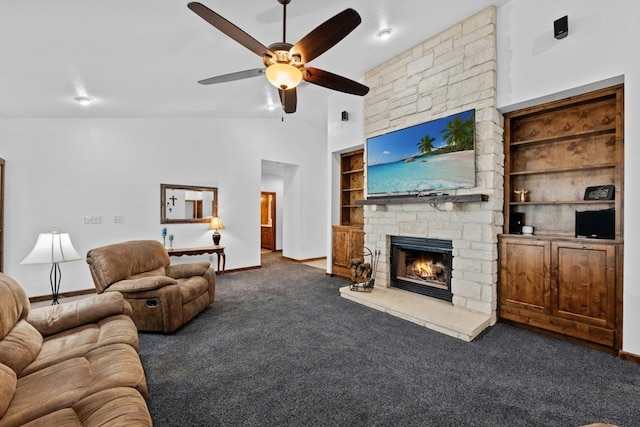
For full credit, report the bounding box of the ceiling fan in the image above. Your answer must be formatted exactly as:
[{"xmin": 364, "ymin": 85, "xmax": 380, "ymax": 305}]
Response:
[{"xmin": 187, "ymin": 1, "xmax": 369, "ymax": 114}]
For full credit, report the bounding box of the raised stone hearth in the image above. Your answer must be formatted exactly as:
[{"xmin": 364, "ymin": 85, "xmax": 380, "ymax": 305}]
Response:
[{"xmin": 339, "ymin": 286, "xmax": 491, "ymax": 341}]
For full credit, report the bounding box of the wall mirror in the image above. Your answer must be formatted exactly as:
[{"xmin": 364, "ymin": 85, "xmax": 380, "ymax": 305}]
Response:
[{"xmin": 161, "ymin": 184, "xmax": 218, "ymax": 224}]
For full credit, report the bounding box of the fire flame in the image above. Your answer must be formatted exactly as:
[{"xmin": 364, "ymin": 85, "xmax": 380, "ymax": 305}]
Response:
[{"xmin": 414, "ymin": 259, "xmax": 435, "ymax": 279}]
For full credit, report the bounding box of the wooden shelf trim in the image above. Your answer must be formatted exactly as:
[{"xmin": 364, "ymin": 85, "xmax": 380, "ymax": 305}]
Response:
[
  {"xmin": 342, "ymin": 168, "xmax": 364, "ymax": 175},
  {"xmin": 342, "ymin": 187, "xmax": 364, "ymax": 192},
  {"xmin": 510, "ymin": 127, "xmax": 616, "ymax": 148},
  {"xmin": 509, "ymin": 163, "xmax": 616, "ymax": 176},
  {"xmin": 499, "ymin": 233, "xmax": 623, "ymax": 244},
  {"xmin": 356, "ymin": 194, "xmax": 488, "ymax": 205},
  {"xmin": 510, "ymin": 200, "xmax": 615, "ymax": 206}
]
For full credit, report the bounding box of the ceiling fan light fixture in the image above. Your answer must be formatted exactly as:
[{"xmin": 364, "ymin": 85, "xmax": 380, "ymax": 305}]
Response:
[{"xmin": 265, "ymin": 63, "xmax": 303, "ymax": 90}]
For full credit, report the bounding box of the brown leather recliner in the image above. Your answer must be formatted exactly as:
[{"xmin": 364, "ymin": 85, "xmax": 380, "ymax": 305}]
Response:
[
  {"xmin": 0, "ymin": 272, "xmax": 152, "ymax": 426},
  {"xmin": 86, "ymin": 240, "xmax": 215, "ymax": 333}
]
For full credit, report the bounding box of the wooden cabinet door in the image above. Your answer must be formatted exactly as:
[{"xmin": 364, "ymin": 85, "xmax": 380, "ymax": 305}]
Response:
[
  {"xmin": 551, "ymin": 242, "xmax": 617, "ymax": 328},
  {"xmin": 332, "ymin": 226, "xmax": 365, "ymax": 279},
  {"xmin": 499, "ymin": 238, "xmax": 551, "ymax": 314},
  {"xmin": 332, "ymin": 226, "xmax": 352, "ymax": 271},
  {"xmin": 350, "ymin": 228, "xmax": 365, "ymax": 259}
]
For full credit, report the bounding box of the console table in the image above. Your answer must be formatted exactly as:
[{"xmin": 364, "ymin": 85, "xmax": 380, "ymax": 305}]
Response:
[{"xmin": 167, "ymin": 246, "xmax": 226, "ymax": 275}]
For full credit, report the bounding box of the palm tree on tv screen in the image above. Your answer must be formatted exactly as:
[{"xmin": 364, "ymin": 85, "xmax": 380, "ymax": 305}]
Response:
[
  {"xmin": 441, "ymin": 115, "xmax": 474, "ymax": 150},
  {"xmin": 417, "ymin": 134, "xmax": 436, "ymax": 154}
]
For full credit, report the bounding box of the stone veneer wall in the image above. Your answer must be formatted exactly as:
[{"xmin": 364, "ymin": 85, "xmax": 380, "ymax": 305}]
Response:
[{"xmin": 363, "ymin": 7, "xmax": 504, "ymax": 318}]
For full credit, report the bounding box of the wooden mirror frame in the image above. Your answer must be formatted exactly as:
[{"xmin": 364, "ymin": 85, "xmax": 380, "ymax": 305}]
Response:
[{"xmin": 161, "ymin": 184, "xmax": 218, "ymax": 224}]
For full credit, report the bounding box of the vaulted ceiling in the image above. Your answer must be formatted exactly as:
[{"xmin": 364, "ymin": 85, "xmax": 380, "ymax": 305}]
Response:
[{"xmin": 0, "ymin": 0, "xmax": 507, "ymax": 131}]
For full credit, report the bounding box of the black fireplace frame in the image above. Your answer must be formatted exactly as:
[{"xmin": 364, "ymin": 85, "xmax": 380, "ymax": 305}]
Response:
[{"xmin": 390, "ymin": 236, "xmax": 453, "ymax": 302}]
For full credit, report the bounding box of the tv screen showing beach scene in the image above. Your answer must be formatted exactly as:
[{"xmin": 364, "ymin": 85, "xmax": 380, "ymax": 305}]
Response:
[{"xmin": 366, "ymin": 109, "xmax": 476, "ymax": 195}]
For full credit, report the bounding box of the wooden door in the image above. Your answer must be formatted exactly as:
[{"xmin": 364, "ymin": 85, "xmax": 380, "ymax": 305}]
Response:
[{"xmin": 260, "ymin": 192, "xmax": 276, "ymax": 251}]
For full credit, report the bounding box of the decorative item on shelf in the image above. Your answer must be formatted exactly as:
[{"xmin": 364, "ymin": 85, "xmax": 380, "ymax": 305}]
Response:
[
  {"xmin": 521, "ymin": 225, "xmax": 534, "ymax": 235},
  {"xmin": 584, "ymin": 185, "xmax": 615, "ymax": 201},
  {"xmin": 514, "ymin": 188, "xmax": 529, "ymax": 202},
  {"xmin": 509, "ymin": 212, "xmax": 524, "ymax": 234},
  {"xmin": 21, "ymin": 229, "xmax": 82, "ymax": 305},
  {"xmin": 209, "ymin": 217, "xmax": 225, "ymax": 246},
  {"xmin": 162, "ymin": 227, "xmax": 167, "ymax": 247},
  {"xmin": 168, "ymin": 234, "xmax": 174, "ymax": 249}
]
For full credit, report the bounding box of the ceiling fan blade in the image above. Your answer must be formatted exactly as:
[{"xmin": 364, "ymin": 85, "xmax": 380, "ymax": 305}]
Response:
[
  {"xmin": 187, "ymin": 2, "xmax": 273, "ymax": 59},
  {"xmin": 198, "ymin": 69, "xmax": 265, "ymax": 85},
  {"xmin": 279, "ymin": 88, "xmax": 297, "ymax": 114},
  {"xmin": 290, "ymin": 9, "xmax": 361, "ymax": 64},
  {"xmin": 302, "ymin": 67, "xmax": 369, "ymax": 96}
]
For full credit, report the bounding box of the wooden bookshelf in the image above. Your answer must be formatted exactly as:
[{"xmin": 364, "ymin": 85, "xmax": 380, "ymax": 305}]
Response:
[
  {"xmin": 333, "ymin": 149, "xmax": 365, "ymax": 279},
  {"xmin": 499, "ymin": 84, "xmax": 624, "ymax": 351}
]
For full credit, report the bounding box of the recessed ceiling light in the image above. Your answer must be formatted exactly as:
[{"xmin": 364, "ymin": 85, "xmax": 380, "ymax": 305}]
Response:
[
  {"xmin": 376, "ymin": 28, "xmax": 393, "ymax": 40},
  {"xmin": 73, "ymin": 96, "xmax": 92, "ymax": 106}
]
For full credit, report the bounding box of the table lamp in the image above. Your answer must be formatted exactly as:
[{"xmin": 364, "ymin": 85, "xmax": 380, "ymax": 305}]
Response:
[
  {"xmin": 21, "ymin": 229, "xmax": 82, "ymax": 304},
  {"xmin": 209, "ymin": 217, "xmax": 225, "ymax": 246}
]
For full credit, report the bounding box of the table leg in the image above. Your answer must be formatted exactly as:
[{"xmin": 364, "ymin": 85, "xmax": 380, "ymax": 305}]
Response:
[{"xmin": 216, "ymin": 252, "xmax": 226, "ymax": 275}]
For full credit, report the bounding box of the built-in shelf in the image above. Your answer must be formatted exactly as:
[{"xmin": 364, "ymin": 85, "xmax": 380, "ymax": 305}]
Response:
[
  {"xmin": 500, "ymin": 84, "xmax": 624, "ymax": 351},
  {"xmin": 356, "ymin": 194, "xmax": 488, "ymax": 205},
  {"xmin": 509, "ymin": 127, "xmax": 615, "ymax": 147},
  {"xmin": 343, "ymin": 168, "xmax": 364, "ymax": 175},
  {"xmin": 509, "ymin": 164, "xmax": 615, "ymax": 176},
  {"xmin": 333, "ymin": 148, "xmax": 365, "ymax": 279}
]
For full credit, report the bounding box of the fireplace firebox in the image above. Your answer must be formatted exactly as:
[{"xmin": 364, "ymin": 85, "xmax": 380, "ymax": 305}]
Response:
[{"xmin": 390, "ymin": 236, "xmax": 453, "ymax": 302}]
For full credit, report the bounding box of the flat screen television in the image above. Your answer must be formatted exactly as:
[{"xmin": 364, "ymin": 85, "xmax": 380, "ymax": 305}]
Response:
[{"xmin": 366, "ymin": 109, "xmax": 476, "ymax": 196}]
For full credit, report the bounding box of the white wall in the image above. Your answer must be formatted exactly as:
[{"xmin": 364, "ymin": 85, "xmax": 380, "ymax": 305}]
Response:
[
  {"xmin": 497, "ymin": 0, "xmax": 640, "ymax": 355},
  {"xmin": 1, "ymin": 117, "xmax": 326, "ymax": 297}
]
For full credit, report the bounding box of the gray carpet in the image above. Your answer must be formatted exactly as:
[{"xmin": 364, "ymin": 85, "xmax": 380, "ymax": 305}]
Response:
[{"xmin": 139, "ymin": 252, "xmax": 640, "ymax": 426}]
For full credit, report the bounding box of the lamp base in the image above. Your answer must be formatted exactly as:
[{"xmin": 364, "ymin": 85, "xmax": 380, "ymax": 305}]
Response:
[
  {"xmin": 212, "ymin": 231, "xmax": 221, "ymax": 246},
  {"xmin": 50, "ymin": 262, "xmax": 61, "ymax": 305}
]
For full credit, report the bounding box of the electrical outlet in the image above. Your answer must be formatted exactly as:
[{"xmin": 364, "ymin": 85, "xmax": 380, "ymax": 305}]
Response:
[
  {"xmin": 82, "ymin": 215, "xmax": 102, "ymax": 224},
  {"xmin": 113, "ymin": 215, "xmax": 124, "ymax": 223}
]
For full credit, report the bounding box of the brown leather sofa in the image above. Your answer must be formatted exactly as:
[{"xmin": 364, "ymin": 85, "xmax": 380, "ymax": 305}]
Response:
[
  {"xmin": 0, "ymin": 272, "xmax": 152, "ymax": 427},
  {"xmin": 86, "ymin": 240, "xmax": 215, "ymax": 333}
]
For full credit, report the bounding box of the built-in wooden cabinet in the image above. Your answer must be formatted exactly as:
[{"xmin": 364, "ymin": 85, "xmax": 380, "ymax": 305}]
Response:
[
  {"xmin": 499, "ymin": 85, "xmax": 624, "ymax": 350},
  {"xmin": 332, "ymin": 149, "xmax": 365, "ymax": 279},
  {"xmin": 499, "ymin": 236, "xmax": 620, "ymax": 348}
]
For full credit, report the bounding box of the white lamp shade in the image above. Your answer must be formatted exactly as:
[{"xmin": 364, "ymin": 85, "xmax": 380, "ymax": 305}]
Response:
[
  {"xmin": 21, "ymin": 232, "xmax": 82, "ymax": 265},
  {"xmin": 208, "ymin": 217, "xmax": 225, "ymax": 231}
]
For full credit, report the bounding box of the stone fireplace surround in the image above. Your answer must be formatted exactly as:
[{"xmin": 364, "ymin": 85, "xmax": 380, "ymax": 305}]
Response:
[{"xmin": 338, "ymin": 6, "xmax": 503, "ymax": 342}]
